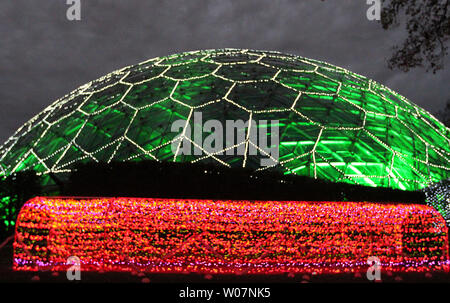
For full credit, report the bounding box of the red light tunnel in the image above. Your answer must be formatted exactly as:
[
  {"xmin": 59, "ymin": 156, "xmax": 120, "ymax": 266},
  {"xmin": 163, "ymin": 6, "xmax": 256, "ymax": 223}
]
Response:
[{"xmin": 13, "ymin": 197, "xmax": 449, "ymax": 274}]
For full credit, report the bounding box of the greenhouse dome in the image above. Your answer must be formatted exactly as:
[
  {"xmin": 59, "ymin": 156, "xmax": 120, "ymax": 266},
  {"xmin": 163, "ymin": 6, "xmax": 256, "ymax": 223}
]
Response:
[{"xmin": 0, "ymin": 49, "xmax": 448, "ymax": 191}]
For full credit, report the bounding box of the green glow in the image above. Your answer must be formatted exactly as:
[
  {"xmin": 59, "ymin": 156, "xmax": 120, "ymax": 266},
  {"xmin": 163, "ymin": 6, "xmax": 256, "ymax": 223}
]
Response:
[{"xmin": 0, "ymin": 49, "xmax": 448, "ymax": 191}]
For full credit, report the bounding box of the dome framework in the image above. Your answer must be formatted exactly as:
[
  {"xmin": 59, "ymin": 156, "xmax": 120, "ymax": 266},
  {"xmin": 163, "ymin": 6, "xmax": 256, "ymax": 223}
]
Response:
[{"xmin": 0, "ymin": 49, "xmax": 448, "ymax": 191}]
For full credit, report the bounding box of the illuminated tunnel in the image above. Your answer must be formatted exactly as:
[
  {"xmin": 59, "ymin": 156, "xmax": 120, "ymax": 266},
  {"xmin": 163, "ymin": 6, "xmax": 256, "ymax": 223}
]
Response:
[{"xmin": 13, "ymin": 197, "xmax": 449, "ymax": 274}]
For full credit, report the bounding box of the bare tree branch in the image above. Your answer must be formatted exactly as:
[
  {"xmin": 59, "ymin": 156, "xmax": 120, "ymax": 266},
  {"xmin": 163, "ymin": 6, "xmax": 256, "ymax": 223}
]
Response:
[{"xmin": 381, "ymin": 0, "xmax": 450, "ymax": 73}]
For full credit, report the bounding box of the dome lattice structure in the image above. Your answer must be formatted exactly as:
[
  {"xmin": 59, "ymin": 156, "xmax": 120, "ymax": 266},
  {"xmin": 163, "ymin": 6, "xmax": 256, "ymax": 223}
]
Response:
[{"xmin": 0, "ymin": 49, "xmax": 448, "ymax": 190}]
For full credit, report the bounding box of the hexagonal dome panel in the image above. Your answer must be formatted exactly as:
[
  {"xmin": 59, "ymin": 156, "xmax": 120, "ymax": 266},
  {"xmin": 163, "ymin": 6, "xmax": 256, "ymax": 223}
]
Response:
[{"xmin": 0, "ymin": 49, "xmax": 448, "ymax": 191}]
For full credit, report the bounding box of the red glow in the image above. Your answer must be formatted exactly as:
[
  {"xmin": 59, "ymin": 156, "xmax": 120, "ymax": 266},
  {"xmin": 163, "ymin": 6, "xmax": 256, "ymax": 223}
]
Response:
[{"xmin": 13, "ymin": 197, "xmax": 449, "ymax": 274}]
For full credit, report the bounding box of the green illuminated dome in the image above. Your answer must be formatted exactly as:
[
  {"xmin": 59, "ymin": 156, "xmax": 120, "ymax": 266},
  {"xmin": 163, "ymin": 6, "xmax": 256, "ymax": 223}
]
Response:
[{"xmin": 0, "ymin": 49, "xmax": 448, "ymax": 191}]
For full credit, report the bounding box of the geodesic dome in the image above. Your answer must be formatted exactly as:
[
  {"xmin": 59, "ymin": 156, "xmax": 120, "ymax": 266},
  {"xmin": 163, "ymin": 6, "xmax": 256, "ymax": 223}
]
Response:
[{"xmin": 0, "ymin": 49, "xmax": 448, "ymax": 191}]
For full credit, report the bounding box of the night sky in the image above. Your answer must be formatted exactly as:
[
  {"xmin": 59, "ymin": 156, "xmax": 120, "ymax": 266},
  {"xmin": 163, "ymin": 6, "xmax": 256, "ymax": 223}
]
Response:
[{"xmin": 0, "ymin": 0, "xmax": 448, "ymax": 143}]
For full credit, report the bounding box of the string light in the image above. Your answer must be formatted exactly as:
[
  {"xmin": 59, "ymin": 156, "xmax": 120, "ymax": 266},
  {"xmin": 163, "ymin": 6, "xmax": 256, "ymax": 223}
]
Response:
[
  {"xmin": 424, "ymin": 180, "xmax": 450, "ymax": 226},
  {"xmin": 0, "ymin": 49, "xmax": 448, "ymax": 193},
  {"xmin": 13, "ymin": 197, "xmax": 449, "ymax": 274}
]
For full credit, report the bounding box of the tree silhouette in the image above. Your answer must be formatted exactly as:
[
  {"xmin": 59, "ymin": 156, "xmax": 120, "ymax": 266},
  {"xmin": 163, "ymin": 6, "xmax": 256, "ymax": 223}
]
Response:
[
  {"xmin": 381, "ymin": 0, "xmax": 449, "ymax": 73},
  {"xmin": 435, "ymin": 98, "xmax": 450, "ymax": 126}
]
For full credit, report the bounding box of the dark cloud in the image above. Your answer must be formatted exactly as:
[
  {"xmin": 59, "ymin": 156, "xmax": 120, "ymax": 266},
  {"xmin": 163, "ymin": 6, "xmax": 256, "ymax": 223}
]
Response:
[{"xmin": 0, "ymin": 0, "xmax": 448, "ymax": 142}]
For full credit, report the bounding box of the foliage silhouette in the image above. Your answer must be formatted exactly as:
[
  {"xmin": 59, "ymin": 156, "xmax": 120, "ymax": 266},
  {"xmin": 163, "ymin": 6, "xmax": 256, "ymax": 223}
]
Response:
[
  {"xmin": 63, "ymin": 160, "xmax": 425, "ymax": 203},
  {"xmin": 381, "ymin": 0, "xmax": 449, "ymax": 73}
]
